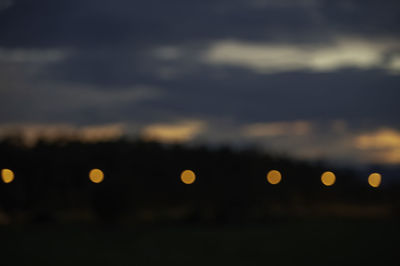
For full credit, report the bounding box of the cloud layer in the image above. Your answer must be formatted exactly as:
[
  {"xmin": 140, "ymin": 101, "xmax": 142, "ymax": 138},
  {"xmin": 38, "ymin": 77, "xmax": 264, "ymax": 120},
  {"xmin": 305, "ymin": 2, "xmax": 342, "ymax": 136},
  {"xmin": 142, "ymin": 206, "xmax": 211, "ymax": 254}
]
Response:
[
  {"xmin": 204, "ymin": 38, "xmax": 400, "ymax": 73},
  {"xmin": 0, "ymin": 0, "xmax": 400, "ymax": 166}
]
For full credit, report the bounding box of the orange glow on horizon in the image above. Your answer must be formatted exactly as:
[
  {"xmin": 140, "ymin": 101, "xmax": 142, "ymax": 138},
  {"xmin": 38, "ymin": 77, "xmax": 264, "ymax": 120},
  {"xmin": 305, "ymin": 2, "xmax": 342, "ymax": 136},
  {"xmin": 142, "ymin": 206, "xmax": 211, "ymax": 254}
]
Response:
[
  {"xmin": 368, "ymin": 173, "xmax": 381, "ymax": 188},
  {"xmin": 321, "ymin": 171, "xmax": 335, "ymax": 186},
  {"xmin": 89, "ymin": 169, "xmax": 104, "ymax": 183},
  {"xmin": 181, "ymin": 170, "xmax": 196, "ymax": 184},
  {"xmin": 1, "ymin": 169, "xmax": 14, "ymax": 183},
  {"xmin": 267, "ymin": 170, "xmax": 282, "ymax": 185}
]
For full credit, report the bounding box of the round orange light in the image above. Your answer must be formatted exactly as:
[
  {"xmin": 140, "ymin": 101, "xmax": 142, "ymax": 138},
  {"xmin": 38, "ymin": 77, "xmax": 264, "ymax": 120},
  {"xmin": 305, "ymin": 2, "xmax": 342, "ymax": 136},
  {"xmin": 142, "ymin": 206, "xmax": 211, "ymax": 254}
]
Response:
[
  {"xmin": 267, "ymin": 170, "xmax": 282, "ymax": 185},
  {"xmin": 89, "ymin": 169, "xmax": 104, "ymax": 183},
  {"xmin": 1, "ymin": 169, "xmax": 14, "ymax": 183},
  {"xmin": 321, "ymin": 171, "xmax": 335, "ymax": 186},
  {"xmin": 180, "ymin": 170, "xmax": 196, "ymax": 184},
  {"xmin": 368, "ymin": 173, "xmax": 381, "ymax": 188}
]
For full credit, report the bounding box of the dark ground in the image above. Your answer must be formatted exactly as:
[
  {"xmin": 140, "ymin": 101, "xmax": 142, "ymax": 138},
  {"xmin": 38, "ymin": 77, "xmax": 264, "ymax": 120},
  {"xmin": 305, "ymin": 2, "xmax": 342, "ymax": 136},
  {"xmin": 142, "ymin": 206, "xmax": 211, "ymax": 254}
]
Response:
[
  {"xmin": 0, "ymin": 219, "xmax": 398, "ymax": 266},
  {"xmin": 1, "ymin": 140, "xmax": 399, "ymax": 265}
]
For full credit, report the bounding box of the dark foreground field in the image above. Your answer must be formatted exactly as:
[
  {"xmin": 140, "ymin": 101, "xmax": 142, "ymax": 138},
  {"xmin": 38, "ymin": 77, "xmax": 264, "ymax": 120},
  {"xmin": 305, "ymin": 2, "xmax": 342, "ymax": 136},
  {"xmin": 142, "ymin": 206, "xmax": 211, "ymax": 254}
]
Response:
[{"xmin": 0, "ymin": 219, "xmax": 398, "ymax": 266}]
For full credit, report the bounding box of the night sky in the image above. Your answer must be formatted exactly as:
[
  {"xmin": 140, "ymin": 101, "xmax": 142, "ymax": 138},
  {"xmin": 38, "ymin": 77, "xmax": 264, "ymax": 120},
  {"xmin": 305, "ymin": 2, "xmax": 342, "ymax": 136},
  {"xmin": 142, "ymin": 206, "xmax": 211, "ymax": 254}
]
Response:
[{"xmin": 1, "ymin": 0, "xmax": 400, "ymax": 165}]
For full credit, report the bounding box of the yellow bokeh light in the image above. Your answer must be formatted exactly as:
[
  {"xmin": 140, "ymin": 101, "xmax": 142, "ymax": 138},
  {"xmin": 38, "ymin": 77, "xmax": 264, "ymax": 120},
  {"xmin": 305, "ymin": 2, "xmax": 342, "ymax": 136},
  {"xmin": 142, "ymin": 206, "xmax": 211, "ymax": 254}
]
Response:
[
  {"xmin": 89, "ymin": 169, "xmax": 104, "ymax": 183},
  {"xmin": 368, "ymin": 173, "xmax": 381, "ymax": 188},
  {"xmin": 267, "ymin": 170, "xmax": 282, "ymax": 185},
  {"xmin": 1, "ymin": 169, "xmax": 14, "ymax": 183},
  {"xmin": 180, "ymin": 170, "xmax": 196, "ymax": 185},
  {"xmin": 321, "ymin": 171, "xmax": 335, "ymax": 186}
]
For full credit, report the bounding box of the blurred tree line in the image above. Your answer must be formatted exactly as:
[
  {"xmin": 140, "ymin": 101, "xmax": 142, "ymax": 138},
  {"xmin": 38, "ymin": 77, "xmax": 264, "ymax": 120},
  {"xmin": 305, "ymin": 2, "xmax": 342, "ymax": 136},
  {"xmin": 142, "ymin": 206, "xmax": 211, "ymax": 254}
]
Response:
[{"xmin": 0, "ymin": 137, "xmax": 399, "ymax": 225}]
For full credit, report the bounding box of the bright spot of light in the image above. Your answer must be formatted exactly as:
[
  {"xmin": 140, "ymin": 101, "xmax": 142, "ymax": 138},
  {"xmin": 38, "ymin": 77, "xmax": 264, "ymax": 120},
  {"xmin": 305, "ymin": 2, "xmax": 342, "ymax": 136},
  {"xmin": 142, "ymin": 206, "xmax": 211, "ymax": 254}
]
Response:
[
  {"xmin": 267, "ymin": 170, "xmax": 282, "ymax": 185},
  {"xmin": 321, "ymin": 171, "xmax": 335, "ymax": 186},
  {"xmin": 1, "ymin": 169, "xmax": 14, "ymax": 183},
  {"xmin": 368, "ymin": 173, "xmax": 381, "ymax": 188},
  {"xmin": 180, "ymin": 170, "xmax": 196, "ymax": 184},
  {"xmin": 89, "ymin": 169, "xmax": 104, "ymax": 183}
]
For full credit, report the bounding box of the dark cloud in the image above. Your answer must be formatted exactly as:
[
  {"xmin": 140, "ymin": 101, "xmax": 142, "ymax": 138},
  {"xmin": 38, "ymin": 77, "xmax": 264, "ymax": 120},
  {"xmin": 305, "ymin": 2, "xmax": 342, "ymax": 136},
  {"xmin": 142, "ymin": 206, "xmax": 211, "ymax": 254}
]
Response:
[
  {"xmin": 133, "ymin": 69, "xmax": 400, "ymax": 127},
  {"xmin": 1, "ymin": 0, "xmax": 400, "ymax": 49},
  {"xmin": 2, "ymin": 62, "xmax": 399, "ymax": 129}
]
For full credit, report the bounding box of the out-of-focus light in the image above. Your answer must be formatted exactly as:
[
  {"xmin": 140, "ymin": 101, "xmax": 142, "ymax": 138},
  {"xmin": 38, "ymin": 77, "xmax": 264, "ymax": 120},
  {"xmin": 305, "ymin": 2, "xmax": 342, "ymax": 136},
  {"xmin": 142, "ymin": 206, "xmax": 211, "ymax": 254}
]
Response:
[
  {"xmin": 321, "ymin": 171, "xmax": 335, "ymax": 186},
  {"xmin": 181, "ymin": 170, "xmax": 196, "ymax": 184},
  {"xmin": 1, "ymin": 169, "xmax": 14, "ymax": 183},
  {"xmin": 368, "ymin": 173, "xmax": 381, "ymax": 188},
  {"xmin": 267, "ymin": 170, "xmax": 281, "ymax": 185},
  {"xmin": 89, "ymin": 169, "xmax": 104, "ymax": 183}
]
